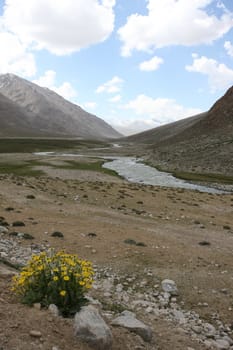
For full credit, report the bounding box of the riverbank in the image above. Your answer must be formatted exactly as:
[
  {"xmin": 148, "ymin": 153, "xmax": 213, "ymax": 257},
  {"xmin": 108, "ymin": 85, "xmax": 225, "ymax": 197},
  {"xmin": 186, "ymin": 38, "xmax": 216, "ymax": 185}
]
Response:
[{"xmin": 0, "ymin": 152, "xmax": 233, "ymax": 349}]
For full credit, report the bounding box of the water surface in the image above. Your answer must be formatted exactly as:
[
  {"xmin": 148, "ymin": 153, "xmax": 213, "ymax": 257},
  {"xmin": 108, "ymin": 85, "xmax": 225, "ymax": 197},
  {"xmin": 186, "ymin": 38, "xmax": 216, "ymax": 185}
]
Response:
[{"xmin": 103, "ymin": 157, "xmax": 223, "ymax": 194}]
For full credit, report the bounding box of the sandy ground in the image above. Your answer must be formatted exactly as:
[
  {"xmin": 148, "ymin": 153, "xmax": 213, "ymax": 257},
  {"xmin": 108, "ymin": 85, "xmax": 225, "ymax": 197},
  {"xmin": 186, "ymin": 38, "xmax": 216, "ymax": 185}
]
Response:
[{"xmin": 0, "ymin": 153, "xmax": 233, "ymax": 350}]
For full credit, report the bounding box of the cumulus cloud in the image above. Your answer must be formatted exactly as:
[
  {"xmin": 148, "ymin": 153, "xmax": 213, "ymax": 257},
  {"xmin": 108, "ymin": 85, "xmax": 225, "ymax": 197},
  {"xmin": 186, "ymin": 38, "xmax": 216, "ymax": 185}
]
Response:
[
  {"xmin": 118, "ymin": 0, "xmax": 233, "ymax": 56},
  {"xmin": 96, "ymin": 76, "xmax": 124, "ymax": 94},
  {"xmin": 186, "ymin": 54, "xmax": 233, "ymax": 92},
  {"xmin": 83, "ymin": 101, "xmax": 97, "ymax": 110},
  {"xmin": 111, "ymin": 94, "xmax": 202, "ymax": 135},
  {"xmin": 139, "ymin": 56, "xmax": 164, "ymax": 71},
  {"xmin": 2, "ymin": 0, "xmax": 116, "ymax": 55},
  {"xmin": 108, "ymin": 94, "xmax": 121, "ymax": 102},
  {"xmin": 224, "ymin": 41, "xmax": 233, "ymax": 57},
  {"xmin": 33, "ymin": 70, "xmax": 77, "ymax": 100},
  {"xmin": 0, "ymin": 31, "xmax": 36, "ymax": 77},
  {"xmin": 124, "ymin": 94, "xmax": 202, "ymax": 125}
]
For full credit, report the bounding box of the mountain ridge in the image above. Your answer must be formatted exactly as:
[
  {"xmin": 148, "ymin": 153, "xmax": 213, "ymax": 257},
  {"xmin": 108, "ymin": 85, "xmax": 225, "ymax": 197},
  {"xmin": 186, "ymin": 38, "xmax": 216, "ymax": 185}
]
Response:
[
  {"xmin": 124, "ymin": 86, "xmax": 233, "ymax": 176},
  {"xmin": 0, "ymin": 73, "xmax": 121, "ymax": 139}
]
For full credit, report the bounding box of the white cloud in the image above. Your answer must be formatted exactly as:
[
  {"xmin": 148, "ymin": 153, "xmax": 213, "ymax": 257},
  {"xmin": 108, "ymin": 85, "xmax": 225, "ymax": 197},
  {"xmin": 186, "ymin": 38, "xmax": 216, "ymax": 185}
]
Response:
[
  {"xmin": 108, "ymin": 94, "xmax": 121, "ymax": 102},
  {"xmin": 0, "ymin": 31, "xmax": 36, "ymax": 77},
  {"xmin": 2, "ymin": 0, "xmax": 116, "ymax": 55},
  {"xmin": 33, "ymin": 70, "xmax": 77, "ymax": 100},
  {"xmin": 84, "ymin": 101, "xmax": 97, "ymax": 110},
  {"xmin": 124, "ymin": 94, "xmax": 202, "ymax": 125},
  {"xmin": 110, "ymin": 94, "xmax": 202, "ymax": 135},
  {"xmin": 186, "ymin": 54, "xmax": 233, "ymax": 92},
  {"xmin": 96, "ymin": 76, "xmax": 124, "ymax": 94},
  {"xmin": 118, "ymin": 0, "xmax": 233, "ymax": 56},
  {"xmin": 224, "ymin": 41, "xmax": 233, "ymax": 57},
  {"xmin": 139, "ymin": 56, "xmax": 164, "ymax": 71}
]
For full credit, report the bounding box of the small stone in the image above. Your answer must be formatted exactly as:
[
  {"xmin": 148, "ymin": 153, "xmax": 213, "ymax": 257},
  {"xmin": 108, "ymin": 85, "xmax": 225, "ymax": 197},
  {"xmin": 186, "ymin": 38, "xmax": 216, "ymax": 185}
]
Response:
[
  {"xmin": 172, "ymin": 310, "xmax": 186, "ymax": 324},
  {"xmin": 48, "ymin": 304, "xmax": 59, "ymax": 317},
  {"xmin": 22, "ymin": 233, "xmax": 34, "ymax": 240},
  {"xmin": 0, "ymin": 226, "xmax": 8, "ymax": 233},
  {"xmin": 26, "ymin": 195, "xmax": 36, "ymax": 199},
  {"xmin": 88, "ymin": 233, "xmax": 97, "ymax": 237},
  {"xmin": 211, "ymin": 339, "xmax": 230, "ymax": 349},
  {"xmin": 12, "ymin": 221, "xmax": 25, "ymax": 227},
  {"xmin": 30, "ymin": 330, "xmax": 42, "ymax": 338},
  {"xmin": 198, "ymin": 241, "xmax": 211, "ymax": 246},
  {"xmin": 33, "ymin": 303, "xmax": 41, "ymax": 310},
  {"xmin": 161, "ymin": 279, "xmax": 178, "ymax": 296},
  {"xmin": 51, "ymin": 231, "xmax": 64, "ymax": 238},
  {"xmin": 192, "ymin": 325, "xmax": 202, "ymax": 334}
]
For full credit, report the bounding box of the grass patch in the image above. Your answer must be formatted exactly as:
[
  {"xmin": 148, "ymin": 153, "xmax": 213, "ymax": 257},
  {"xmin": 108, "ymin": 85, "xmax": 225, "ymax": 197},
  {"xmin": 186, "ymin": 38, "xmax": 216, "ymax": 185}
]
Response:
[
  {"xmin": 139, "ymin": 159, "xmax": 233, "ymax": 185},
  {"xmin": 0, "ymin": 138, "xmax": 110, "ymax": 153},
  {"xmin": 172, "ymin": 171, "xmax": 233, "ymax": 185},
  {"xmin": 49, "ymin": 159, "xmax": 120, "ymax": 178},
  {"xmin": 0, "ymin": 162, "xmax": 44, "ymax": 177},
  {"xmin": 0, "ymin": 159, "xmax": 120, "ymax": 178}
]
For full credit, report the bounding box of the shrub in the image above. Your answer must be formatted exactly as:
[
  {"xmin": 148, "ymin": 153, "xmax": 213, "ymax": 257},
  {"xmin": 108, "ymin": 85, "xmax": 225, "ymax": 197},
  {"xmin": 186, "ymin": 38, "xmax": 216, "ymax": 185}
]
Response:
[{"xmin": 12, "ymin": 250, "xmax": 94, "ymax": 316}]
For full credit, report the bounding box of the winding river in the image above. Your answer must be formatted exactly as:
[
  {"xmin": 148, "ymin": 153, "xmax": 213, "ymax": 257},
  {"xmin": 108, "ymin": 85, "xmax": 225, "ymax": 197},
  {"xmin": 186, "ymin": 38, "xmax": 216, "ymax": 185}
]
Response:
[
  {"xmin": 103, "ymin": 157, "xmax": 224, "ymax": 194},
  {"xmin": 34, "ymin": 152, "xmax": 225, "ymax": 194}
]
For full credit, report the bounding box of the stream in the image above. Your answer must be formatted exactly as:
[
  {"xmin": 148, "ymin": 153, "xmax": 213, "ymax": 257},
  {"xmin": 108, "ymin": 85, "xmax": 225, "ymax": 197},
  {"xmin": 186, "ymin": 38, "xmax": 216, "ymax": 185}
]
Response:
[
  {"xmin": 102, "ymin": 157, "xmax": 224, "ymax": 194},
  {"xmin": 34, "ymin": 152, "xmax": 226, "ymax": 194}
]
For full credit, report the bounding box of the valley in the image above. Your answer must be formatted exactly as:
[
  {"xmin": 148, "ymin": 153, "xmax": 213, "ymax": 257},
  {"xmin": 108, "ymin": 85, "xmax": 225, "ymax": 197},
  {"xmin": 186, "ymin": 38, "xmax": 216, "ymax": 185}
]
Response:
[{"xmin": 0, "ymin": 140, "xmax": 233, "ymax": 350}]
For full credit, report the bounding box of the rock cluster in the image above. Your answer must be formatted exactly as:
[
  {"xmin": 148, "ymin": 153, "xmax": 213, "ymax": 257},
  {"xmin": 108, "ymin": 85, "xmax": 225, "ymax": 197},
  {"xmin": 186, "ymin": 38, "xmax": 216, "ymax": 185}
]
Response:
[
  {"xmin": 0, "ymin": 231, "xmax": 48, "ymax": 266},
  {"xmin": 93, "ymin": 267, "xmax": 233, "ymax": 350}
]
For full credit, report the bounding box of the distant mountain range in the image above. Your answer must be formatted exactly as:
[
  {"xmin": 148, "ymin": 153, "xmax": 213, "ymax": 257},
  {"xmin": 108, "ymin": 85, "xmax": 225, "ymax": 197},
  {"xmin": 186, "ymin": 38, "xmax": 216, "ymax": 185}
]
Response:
[
  {"xmin": 0, "ymin": 74, "xmax": 121, "ymax": 139},
  {"xmin": 125, "ymin": 86, "xmax": 233, "ymax": 176}
]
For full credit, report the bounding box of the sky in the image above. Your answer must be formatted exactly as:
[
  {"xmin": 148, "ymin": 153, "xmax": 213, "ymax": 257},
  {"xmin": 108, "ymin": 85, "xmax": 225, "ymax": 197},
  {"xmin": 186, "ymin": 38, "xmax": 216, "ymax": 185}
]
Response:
[{"xmin": 0, "ymin": 0, "xmax": 233, "ymax": 135}]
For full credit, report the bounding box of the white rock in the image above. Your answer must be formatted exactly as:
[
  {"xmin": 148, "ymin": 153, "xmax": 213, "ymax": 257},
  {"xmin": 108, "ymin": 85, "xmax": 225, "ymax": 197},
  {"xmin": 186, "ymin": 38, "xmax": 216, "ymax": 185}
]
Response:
[
  {"xmin": 48, "ymin": 304, "xmax": 59, "ymax": 317},
  {"xmin": 111, "ymin": 310, "xmax": 152, "ymax": 342},
  {"xmin": 74, "ymin": 305, "xmax": 113, "ymax": 350},
  {"xmin": 161, "ymin": 279, "xmax": 178, "ymax": 296},
  {"xmin": 211, "ymin": 339, "xmax": 230, "ymax": 349},
  {"xmin": 203, "ymin": 322, "xmax": 216, "ymax": 338},
  {"xmin": 0, "ymin": 226, "xmax": 8, "ymax": 233}
]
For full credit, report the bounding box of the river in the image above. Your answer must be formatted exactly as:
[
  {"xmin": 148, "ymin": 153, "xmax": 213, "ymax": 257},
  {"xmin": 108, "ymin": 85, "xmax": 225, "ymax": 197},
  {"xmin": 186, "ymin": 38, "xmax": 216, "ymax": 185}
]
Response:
[
  {"xmin": 102, "ymin": 157, "xmax": 224, "ymax": 194},
  {"xmin": 34, "ymin": 152, "xmax": 225, "ymax": 194}
]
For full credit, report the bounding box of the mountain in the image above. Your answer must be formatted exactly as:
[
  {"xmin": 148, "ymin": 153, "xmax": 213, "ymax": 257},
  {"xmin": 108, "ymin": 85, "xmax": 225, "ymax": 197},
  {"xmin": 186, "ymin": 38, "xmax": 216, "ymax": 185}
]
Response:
[
  {"xmin": 125, "ymin": 86, "xmax": 233, "ymax": 176},
  {"xmin": 0, "ymin": 91, "xmax": 47, "ymax": 137},
  {"xmin": 0, "ymin": 73, "xmax": 121, "ymax": 139}
]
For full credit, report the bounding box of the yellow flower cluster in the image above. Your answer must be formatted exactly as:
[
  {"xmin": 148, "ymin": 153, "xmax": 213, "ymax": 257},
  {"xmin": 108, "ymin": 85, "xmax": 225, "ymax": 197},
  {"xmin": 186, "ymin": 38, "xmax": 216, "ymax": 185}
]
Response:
[{"xmin": 12, "ymin": 250, "xmax": 94, "ymax": 315}]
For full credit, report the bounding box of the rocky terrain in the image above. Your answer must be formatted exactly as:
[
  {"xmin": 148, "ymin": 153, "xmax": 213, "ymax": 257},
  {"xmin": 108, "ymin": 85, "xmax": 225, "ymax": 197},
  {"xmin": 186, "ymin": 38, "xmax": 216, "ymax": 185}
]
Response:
[
  {"xmin": 124, "ymin": 86, "xmax": 233, "ymax": 177},
  {"xmin": 0, "ymin": 152, "xmax": 233, "ymax": 349},
  {"xmin": 0, "ymin": 74, "xmax": 121, "ymax": 139}
]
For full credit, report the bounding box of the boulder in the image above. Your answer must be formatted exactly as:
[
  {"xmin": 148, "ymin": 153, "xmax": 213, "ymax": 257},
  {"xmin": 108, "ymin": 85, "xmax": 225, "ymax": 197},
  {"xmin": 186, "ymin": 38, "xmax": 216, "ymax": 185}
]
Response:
[
  {"xmin": 74, "ymin": 305, "xmax": 113, "ymax": 350},
  {"xmin": 111, "ymin": 310, "xmax": 152, "ymax": 342}
]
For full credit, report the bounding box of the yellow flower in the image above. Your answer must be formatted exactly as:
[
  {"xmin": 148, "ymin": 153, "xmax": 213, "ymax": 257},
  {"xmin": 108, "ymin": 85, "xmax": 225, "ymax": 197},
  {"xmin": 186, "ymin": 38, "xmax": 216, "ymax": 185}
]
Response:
[
  {"xmin": 60, "ymin": 290, "xmax": 66, "ymax": 297},
  {"xmin": 53, "ymin": 276, "xmax": 59, "ymax": 281},
  {"xmin": 63, "ymin": 275, "xmax": 70, "ymax": 281}
]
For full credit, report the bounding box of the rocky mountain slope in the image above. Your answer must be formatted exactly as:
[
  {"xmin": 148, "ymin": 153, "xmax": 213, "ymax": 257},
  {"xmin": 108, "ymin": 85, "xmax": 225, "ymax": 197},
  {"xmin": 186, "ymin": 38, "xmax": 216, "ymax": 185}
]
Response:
[
  {"xmin": 0, "ymin": 74, "xmax": 121, "ymax": 139},
  {"xmin": 125, "ymin": 86, "xmax": 233, "ymax": 176},
  {"xmin": 0, "ymin": 92, "xmax": 44, "ymax": 137}
]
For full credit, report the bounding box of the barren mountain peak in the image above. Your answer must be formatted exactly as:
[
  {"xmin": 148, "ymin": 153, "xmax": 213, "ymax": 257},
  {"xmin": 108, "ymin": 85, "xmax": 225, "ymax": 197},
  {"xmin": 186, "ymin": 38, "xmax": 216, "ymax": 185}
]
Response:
[{"xmin": 0, "ymin": 73, "xmax": 121, "ymax": 139}]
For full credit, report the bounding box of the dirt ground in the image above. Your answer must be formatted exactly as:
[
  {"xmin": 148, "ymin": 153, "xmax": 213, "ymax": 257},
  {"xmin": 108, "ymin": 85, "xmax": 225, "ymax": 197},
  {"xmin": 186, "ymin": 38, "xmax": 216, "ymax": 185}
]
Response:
[{"xmin": 0, "ymin": 153, "xmax": 233, "ymax": 350}]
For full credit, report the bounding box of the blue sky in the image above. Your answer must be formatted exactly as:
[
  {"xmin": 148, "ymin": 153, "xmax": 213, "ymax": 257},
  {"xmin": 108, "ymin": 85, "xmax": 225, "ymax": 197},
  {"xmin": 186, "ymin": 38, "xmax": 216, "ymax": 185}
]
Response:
[{"xmin": 0, "ymin": 0, "xmax": 233, "ymax": 135}]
